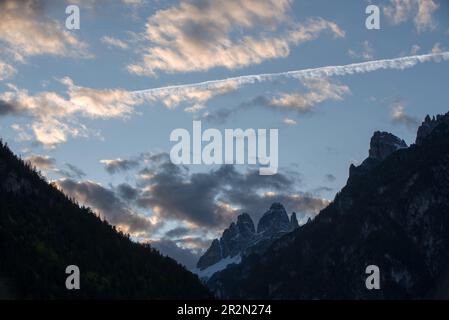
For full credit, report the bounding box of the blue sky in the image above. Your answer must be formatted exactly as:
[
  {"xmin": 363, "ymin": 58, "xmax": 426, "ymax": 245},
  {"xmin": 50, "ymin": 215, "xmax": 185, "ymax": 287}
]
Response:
[{"xmin": 1, "ymin": 0, "xmax": 449, "ymax": 269}]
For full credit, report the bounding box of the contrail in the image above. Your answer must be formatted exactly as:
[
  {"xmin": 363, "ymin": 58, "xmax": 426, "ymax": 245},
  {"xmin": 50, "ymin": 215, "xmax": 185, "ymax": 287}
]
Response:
[{"xmin": 132, "ymin": 51, "xmax": 449, "ymax": 98}]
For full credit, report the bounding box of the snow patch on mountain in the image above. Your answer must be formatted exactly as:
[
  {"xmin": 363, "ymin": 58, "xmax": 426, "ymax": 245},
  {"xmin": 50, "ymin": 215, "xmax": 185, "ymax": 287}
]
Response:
[{"xmin": 193, "ymin": 255, "xmax": 241, "ymax": 280}]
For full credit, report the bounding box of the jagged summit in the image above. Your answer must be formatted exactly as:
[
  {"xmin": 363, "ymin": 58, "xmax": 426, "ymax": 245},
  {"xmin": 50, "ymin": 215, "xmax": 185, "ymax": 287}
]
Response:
[
  {"xmin": 369, "ymin": 131, "xmax": 407, "ymax": 161},
  {"xmin": 269, "ymin": 202, "xmax": 284, "ymax": 210},
  {"xmin": 196, "ymin": 203, "xmax": 303, "ymax": 276},
  {"xmin": 349, "ymin": 131, "xmax": 407, "ymax": 180},
  {"xmin": 196, "ymin": 212, "xmax": 256, "ymax": 270},
  {"xmin": 290, "ymin": 212, "xmax": 299, "ymax": 230},
  {"xmin": 416, "ymin": 111, "xmax": 449, "ymax": 145},
  {"xmin": 236, "ymin": 212, "xmax": 255, "ymax": 234},
  {"xmin": 257, "ymin": 202, "xmax": 290, "ymax": 235}
]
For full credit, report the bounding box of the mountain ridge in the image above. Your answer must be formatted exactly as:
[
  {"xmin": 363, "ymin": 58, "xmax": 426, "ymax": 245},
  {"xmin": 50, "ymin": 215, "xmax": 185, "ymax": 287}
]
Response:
[
  {"xmin": 0, "ymin": 140, "xmax": 211, "ymax": 299},
  {"xmin": 196, "ymin": 203, "xmax": 300, "ymax": 278},
  {"xmin": 207, "ymin": 111, "xmax": 449, "ymax": 299}
]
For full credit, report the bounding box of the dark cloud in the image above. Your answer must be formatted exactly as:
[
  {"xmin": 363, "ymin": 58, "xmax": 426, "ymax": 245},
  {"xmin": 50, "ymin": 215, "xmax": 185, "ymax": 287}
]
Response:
[
  {"xmin": 175, "ymin": 236, "xmax": 214, "ymax": 250},
  {"xmin": 165, "ymin": 227, "xmax": 191, "ymax": 238},
  {"xmin": 136, "ymin": 162, "xmax": 232, "ymax": 229},
  {"xmin": 63, "ymin": 163, "xmax": 86, "ymax": 179},
  {"xmin": 25, "ymin": 154, "xmax": 55, "ymax": 170},
  {"xmin": 55, "ymin": 178, "xmax": 155, "ymax": 234},
  {"xmin": 24, "ymin": 154, "xmax": 86, "ymax": 180},
  {"xmin": 100, "ymin": 153, "xmax": 166, "ymax": 175},
  {"xmin": 0, "ymin": 100, "xmax": 20, "ymax": 116},
  {"xmin": 324, "ymin": 174, "xmax": 336, "ymax": 182},
  {"xmin": 223, "ymin": 186, "xmax": 329, "ymax": 224},
  {"xmin": 54, "ymin": 163, "xmax": 86, "ymax": 179},
  {"xmin": 308, "ymin": 186, "xmax": 334, "ymax": 197},
  {"xmin": 116, "ymin": 183, "xmax": 139, "ymax": 201},
  {"xmin": 200, "ymin": 99, "xmax": 255, "ymax": 124},
  {"xmin": 100, "ymin": 158, "xmax": 140, "ymax": 174},
  {"xmin": 200, "ymin": 107, "xmax": 239, "ymax": 124},
  {"xmin": 133, "ymin": 153, "xmax": 328, "ymax": 230}
]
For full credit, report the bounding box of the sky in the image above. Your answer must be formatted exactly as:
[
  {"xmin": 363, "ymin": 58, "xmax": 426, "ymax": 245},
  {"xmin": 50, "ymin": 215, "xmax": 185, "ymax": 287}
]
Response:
[{"xmin": 0, "ymin": 0, "xmax": 448, "ymax": 269}]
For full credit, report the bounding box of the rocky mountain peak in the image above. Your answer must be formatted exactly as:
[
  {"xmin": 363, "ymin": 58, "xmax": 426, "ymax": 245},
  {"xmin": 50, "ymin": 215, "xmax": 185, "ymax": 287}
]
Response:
[
  {"xmin": 416, "ymin": 112, "xmax": 449, "ymax": 145},
  {"xmin": 257, "ymin": 202, "xmax": 290, "ymax": 235},
  {"xmin": 349, "ymin": 131, "xmax": 408, "ymax": 180},
  {"xmin": 196, "ymin": 239, "xmax": 222, "ymax": 270},
  {"xmin": 269, "ymin": 202, "xmax": 286, "ymax": 211},
  {"xmin": 290, "ymin": 212, "xmax": 299, "ymax": 230},
  {"xmin": 196, "ymin": 203, "xmax": 302, "ymax": 274},
  {"xmin": 208, "ymin": 110, "xmax": 449, "ymax": 299},
  {"xmin": 236, "ymin": 212, "xmax": 255, "ymax": 234},
  {"xmin": 196, "ymin": 213, "xmax": 256, "ymax": 271},
  {"xmin": 369, "ymin": 131, "xmax": 407, "ymax": 161}
]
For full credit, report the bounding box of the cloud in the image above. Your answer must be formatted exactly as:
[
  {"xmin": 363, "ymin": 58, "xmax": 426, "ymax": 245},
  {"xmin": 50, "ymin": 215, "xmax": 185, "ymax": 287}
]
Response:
[
  {"xmin": 4, "ymin": 48, "xmax": 446, "ymax": 149},
  {"xmin": 414, "ymin": 0, "xmax": 439, "ymax": 32},
  {"xmin": 431, "ymin": 42, "xmax": 444, "ymax": 54},
  {"xmin": 127, "ymin": 0, "xmax": 344, "ymax": 75},
  {"xmin": 10, "ymin": 124, "xmax": 33, "ymax": 142},
  {"xmin": 348, "ymin": 40, "xmax": 375, "ymax": 60},
  {"xmin": 266, "ymin": 78, "xmax": 350, "ymax": 112},
  {"xmin": 144, "ymin": 79, "xmax": 241, "ymax": 110},
  {"xmin": 0, "ymin": 99, "xmax": 19, "ymax": 116},
  {"xmin": 68, "ymin": 0, "xmax": 145, "ymax": 9},
  {"xmin": 116, "ymin": 183, "xmax": 140, "ymax": 201},
  {"xmin": 24, "ymin": 153, "xmax": 86, "ymax": 179},
  {"xmin": 133, "ymin": 49, "xmax": 449, "ymax": 122},
  {"xmin": 0, "ymin": 78, "xmax": 143, "ymax": 147},
  {"xmin": 133, "ymin": 153, "xmax": 329, "ymax": 230},
  {"xmin": 165, "ymin": 227, "xmax": 191, "ymax": 238},
  {"xmin": 3, "ymin": 49, "xmax": 447, "ymax": 148},
  {"xmin": 61, "ymin": 77, "xmax": 142, "ymax": 118},
  {"xmin": 383, "ymin": 0, "xmax": 439, "ymax": 32},
  {"xmin": 283, "ymin": 118, "xmax": 297, "ymax": 126},
  {"xmin": 56, "ymin": 163, "xmax": 86, "ymax": 179},
  {"xmin": 410, "ymin": 44, "xmax": 421, "ymax": 55},
  {"xmin": 132, "ymin": 51, "xmax": 449, "ymax": 102},
  {"xmin": 100, "ymin": 158, "xmax": 140, "ymax": 174},
  {"xmin": 391, "ymin": 102, "xmax": 419, "ymax": 130},
  {"xmin": 158, "ymin": 77, "xmax": 349, "ymax": 123},
  {"xmin": 101, "ymin": 36, "xmax": 129, "ymax": 50},
  {"xmin": 200, "ymin": 107, "xmax": 240, "ymax": 124},
  {"xmin": 25, "ymin": 154, "xmax": 56, "ymax": 170},
  {"xmin": 383, "ymin": 0, "xmax": 414, "ymax": 24},
  {"xmin": 121, "ymin": 0, "xmax": 144, "ymax": 5},
  {"xmin": 0, "ymin": 60, "xmax": 16, "ymax": 81},
  {"xmin": 198, "ymin": 78, "xmax": 349, "ymax": 124},
  {"xmin": 324, "ymin": 174, "xmax": 336, "ymax": 182},
  {"xmin": 54, "ymin": 178, "xmax": 156, "ymax": 235},
  {"xmin": 100, "ymin": 152, "xmax": 166, "ymax": 175},
  {"xmin": 0, "ymin": 0, "xmax": 91, "ymax": 62}
]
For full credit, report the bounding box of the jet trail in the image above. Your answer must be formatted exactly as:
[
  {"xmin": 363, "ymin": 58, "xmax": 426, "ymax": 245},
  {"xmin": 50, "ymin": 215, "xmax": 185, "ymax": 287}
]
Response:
[{"xmin": 132, "ymin": 51, "xmax": 449, "ymax": 98}]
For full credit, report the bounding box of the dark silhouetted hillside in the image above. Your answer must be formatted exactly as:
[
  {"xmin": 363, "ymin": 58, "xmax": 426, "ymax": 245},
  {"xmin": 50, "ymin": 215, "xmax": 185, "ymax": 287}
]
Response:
[
  {"xmin": 208, "ymin": 111, "xmax": 449, "ymax": 299},
  {"xmin": 0, "ymin": 140, "xmax": 210, "ymax": 299}
]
